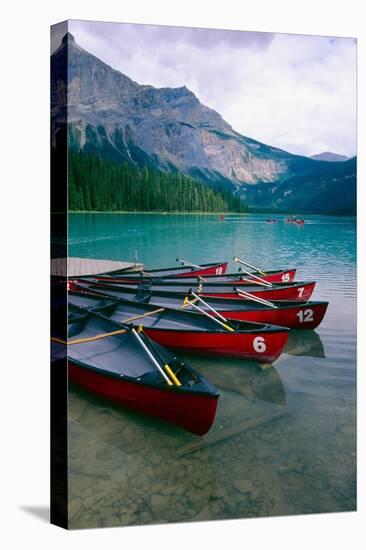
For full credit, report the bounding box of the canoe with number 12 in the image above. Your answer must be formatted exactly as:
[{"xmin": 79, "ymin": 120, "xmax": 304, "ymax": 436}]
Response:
[{"xmin": 75, "ymin": 282, "xmax": 328, "ymax": 330}]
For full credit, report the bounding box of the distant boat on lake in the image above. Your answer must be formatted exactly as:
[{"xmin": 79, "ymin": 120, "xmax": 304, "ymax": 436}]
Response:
[{"xmin": 284, "ymin": 216, "xmax": 305, "ymax": 225}]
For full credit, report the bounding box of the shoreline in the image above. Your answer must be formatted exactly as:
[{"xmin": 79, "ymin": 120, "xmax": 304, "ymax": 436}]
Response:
[
  {"xmin": 68, "ymin": 211, "xmax": 248, "ymax": 216},
  {"xmin": 67, "ymin": 211, "xmax": 356, "ymax": 217}
]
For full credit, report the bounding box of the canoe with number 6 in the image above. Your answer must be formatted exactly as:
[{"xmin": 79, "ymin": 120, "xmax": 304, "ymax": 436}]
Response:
[{"xmin": 68, "ymin": 290, "xmax": 290, "ymax": 363}]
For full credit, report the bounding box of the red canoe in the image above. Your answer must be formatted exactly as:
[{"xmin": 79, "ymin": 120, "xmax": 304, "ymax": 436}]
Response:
[
  {"xmin": 234, "ymin": 268, "xmax": 296, "ymax": 284},
  {"xmin": 100, "ymin": 261, "xmax": 229, "ymax": 279},
  {"xmin": 98, "ymin": 267, "xmax": 297, "ymax": 285},
  {"xmin": 145, "ymin": 328, "xmax": 288, "ymax": 362},
  {"xmin": 79, "ymin": 279, "xmax": 316, "ymax": 302},
  {"xmin": 201, "ymin": 282, "xmax": 316, "ymax": 301},
  {"xmin": 68, "ymin": 291, "xmax": 290, "ymax": 363},
  {"xmin": 207, "ymin": 300, "xmax": 327, "ymax": 329},
  {"xmin": 53, "ymin": 304, "xmax": 220, "ymax": 435},
  {"xmin": 68, "ymin": 362, "xmax": 219, "ymax": 436},
  {"xmin": 76, "ymin": 283, "xmax": 327, "ymax": 330}
]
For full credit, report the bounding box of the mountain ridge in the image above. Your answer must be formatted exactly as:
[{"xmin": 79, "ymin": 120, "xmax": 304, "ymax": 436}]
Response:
[
  {"xmin": 51, "ymin": 33, "xmax": 356, "ymax": 214},
  {"xmin": 310, "ymin": 152, "xmax": 349, "ymax": 162}
]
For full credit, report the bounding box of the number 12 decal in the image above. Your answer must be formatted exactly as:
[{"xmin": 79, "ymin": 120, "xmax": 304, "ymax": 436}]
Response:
[{"xmin": 296, "ymin": 309, "xmax": 314, "ymax": 323}]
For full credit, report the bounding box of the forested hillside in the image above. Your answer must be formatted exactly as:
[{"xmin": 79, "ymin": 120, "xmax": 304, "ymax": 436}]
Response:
[{"xmin": 68, "ymin": 152, "xmax": 248, "ymax": 213}]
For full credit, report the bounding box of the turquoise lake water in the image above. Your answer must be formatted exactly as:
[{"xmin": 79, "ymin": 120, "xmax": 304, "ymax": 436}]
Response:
[{"xmin": 67, "ymin": 213, "xmax": 356, "ymax": 528}]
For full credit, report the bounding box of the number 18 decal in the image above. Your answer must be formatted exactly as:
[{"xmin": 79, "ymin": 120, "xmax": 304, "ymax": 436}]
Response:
[
  {"xmin": 253, "ymin": 336, "xmax": 266, "ymax": 353},
  {"xmin": 215, "ymin": 267, "xmax": 223, "ymax": 275},
  {"xmin": 296, "ymin": 309, "xmax": 314, "ymax": 323}
]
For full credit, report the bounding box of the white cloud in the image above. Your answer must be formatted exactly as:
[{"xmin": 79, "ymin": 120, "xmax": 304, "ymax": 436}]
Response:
[{"xmin": 68, "ymin": 20, "xmax": 356, "ymax": 157}]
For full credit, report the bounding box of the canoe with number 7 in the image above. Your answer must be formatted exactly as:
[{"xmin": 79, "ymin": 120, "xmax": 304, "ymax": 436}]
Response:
[
  {"xmin": 68, "ymin": 290, "xmax": 290, "ymax": 363},
  {"xmin": 200, "ymin": 281, "xmax": 316, "ymax": 301},
  {"xmin": 81, "ymin": 278, "xmax": 316, "ymax": 302}
]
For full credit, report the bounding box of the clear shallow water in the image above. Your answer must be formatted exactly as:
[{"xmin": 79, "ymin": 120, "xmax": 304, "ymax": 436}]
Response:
[{"xmin": 67, "ymin": 213, "xmax": 356, "ymax": 528}]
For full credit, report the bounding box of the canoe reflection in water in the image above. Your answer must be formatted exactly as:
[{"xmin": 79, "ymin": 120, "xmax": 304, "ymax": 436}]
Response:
[
  {"xmin": 284, "ymin": 330, "xmax": 326, "ymax": 358},
  {"xmin": 179, "ymin": 355, "xmax": 287, "ymax": 407},
  {"xmin": 67, "ymin": 356, "xmax": 290, "ymax": 468}
]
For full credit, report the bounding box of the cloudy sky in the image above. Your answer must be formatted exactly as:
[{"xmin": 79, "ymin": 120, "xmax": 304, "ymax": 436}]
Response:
[{"xmin": 67, "ymin": 20, "xmax": 356, "ymax": 157}]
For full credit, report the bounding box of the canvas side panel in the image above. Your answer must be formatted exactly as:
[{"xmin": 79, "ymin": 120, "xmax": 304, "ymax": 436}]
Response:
[{"xmin": 50, "ymin": 20, "xmax": 68, "ymax": 530}]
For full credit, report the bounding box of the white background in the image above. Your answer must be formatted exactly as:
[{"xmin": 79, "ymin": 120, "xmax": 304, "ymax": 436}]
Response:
[{"xmin": 0, "ymin": 1, "xmax": 364, "ymax": 548}]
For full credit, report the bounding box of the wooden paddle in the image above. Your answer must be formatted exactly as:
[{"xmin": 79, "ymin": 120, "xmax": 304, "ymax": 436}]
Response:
[
  {"xmin": 235, "ymin": 288, "xmax": 278, "ymax": 308},
  {"xmin": 176, "ymin": 258, "xmax": 202, "ymax": 269},
  {"xmin": 233, "ymin": 256, "xmax": 268, "ymax": 276},
  {"xmin": 183, "ymin": 295, "xmax": 234, "ymax": 332},
  {"xmin": 233, "ymin": 257, "xmax": 271, "ymax": 286},
  {"xmin": 118, "ymin": 307, "xmax": 166, "ymax": 324}
]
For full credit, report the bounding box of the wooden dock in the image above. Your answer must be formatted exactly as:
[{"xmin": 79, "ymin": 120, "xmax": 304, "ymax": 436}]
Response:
[{"xmin": 51, "ymin": 257, "xmax": 144, "ymax": 277}]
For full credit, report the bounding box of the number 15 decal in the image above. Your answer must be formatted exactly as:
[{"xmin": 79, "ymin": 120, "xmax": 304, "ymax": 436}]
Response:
[
  {"xmin": 296, "ymin": 309, "xmax": 314, "ymax": 323},
  {"xmin": 281, "ymin": 272, "xmax": 290, "ymax": 282}
]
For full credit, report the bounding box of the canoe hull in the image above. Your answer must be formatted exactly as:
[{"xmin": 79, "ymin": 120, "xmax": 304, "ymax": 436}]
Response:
[
  {"xmin": 201, "ymin": 282, "xmax": 316, "ymax": 301},
  {"xmin": 102, "ymin": 262, "xmax": 229, "ymax": 279},
  {"xmin": 83, "ymin": 280, "xmax": 316, "ymax": 302},
  {"xmin": 213, "ymin": 301, "xmax": 328, "ymax": 329},
  {"xmin": 68, "ymin": 362, "xmax": 218, "ymax": 436},
  {"xmin": 99, "ymin": 267, "xmax": 295, "ymax": 285},
  {"xmin": 173, "ymin": 262, "xmax": 228, "ymax": 277},
  {"xmin": 166, "ymin": 267, "xmax": 295, "ymax": 283},
  {"xmin": 236, "ymin": 268, "xmax": 296, "ymax": 284},
  {"xmin": 74, "ymin": 282, "xmax": 326, "ymax": 330},
  {"xmin": 142, "ymin": 328, "xmax": 289, "ymax": 363}
]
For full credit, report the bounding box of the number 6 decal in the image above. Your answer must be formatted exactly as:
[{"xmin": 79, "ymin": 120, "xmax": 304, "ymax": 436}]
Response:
[{"xmin": 253, "ymin": 336, "xmax": 266, "ymax": 353}]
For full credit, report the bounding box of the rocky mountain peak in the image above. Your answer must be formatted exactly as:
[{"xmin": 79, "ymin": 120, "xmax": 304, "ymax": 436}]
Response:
[
  {"xmin": 54, "ymin": 34, "xmax": 294, "ymax": 186},
  {"xmin": 51, "ymin": 34, "xmax": 356, "ymax": 214},
  {"xmin": 62, "ymin": 32, "xmax": 75, "ymax": 45},
  {"xmin": 310, "ymin": 151, "xmax": 349, "ymax": 162}
]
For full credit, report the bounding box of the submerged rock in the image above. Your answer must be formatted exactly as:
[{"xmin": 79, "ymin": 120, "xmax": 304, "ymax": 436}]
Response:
[
  {"xmin": 234, "ymin": 479, "xmax": 256, "ymax": 494},
  {"xmin": 150, "ymin": 494, "xmax": 168, "ymax": 515}
]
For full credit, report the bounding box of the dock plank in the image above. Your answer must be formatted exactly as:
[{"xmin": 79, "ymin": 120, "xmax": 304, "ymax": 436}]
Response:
[{"xmin": 51, "ymin": 257, "xmax": 144, "ymax": 277}]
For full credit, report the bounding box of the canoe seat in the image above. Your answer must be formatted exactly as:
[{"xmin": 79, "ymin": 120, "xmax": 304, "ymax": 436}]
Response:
[
  {"xmin": 68, "ymin": 319, "xmax": 88, "ymax": 338},
  {"xmin": 87, "ymin": 300, "xmax": 119, "ymax": 314},
  {"xmin": 68, "ymin": 310, "xmax": 89, "ymax": 323},
  {"xmin": 134, "ymin": 282, "xmax": 152, "ymax": 303}
]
